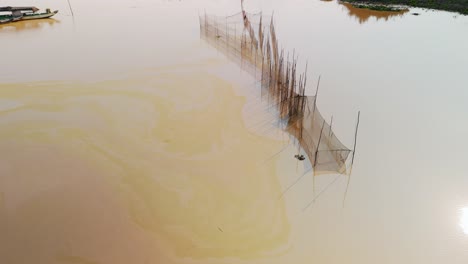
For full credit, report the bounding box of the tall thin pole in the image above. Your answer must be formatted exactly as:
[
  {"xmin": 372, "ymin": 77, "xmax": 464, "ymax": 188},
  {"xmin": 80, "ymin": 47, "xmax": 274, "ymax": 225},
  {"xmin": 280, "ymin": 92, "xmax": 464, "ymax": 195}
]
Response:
[
  {"xmin": 310, "ymin": 75, "xmax": 321, "ymax": 122},
  {"xmin": 301, "ymin": 61, "xmax": 308, "ymax": 114},
  {"xmin": 313, "ymin": 75, "xmax": 321, "ymax": 111},
  {"xmin": 313, "ymin": 119, "xmax": 326, "ymax": 202},
  {"xmin": 343, "ymin": 111, "xmax": 360, "ymax": 208},
  {"xmin": 67, "ymin": 0, "xmax": 74, "ymax": 17},
  {"xmin": 314, "ymin": 119, "xmax": 326, "ymax": 168},
  {"xmin": 351, "ymin": 111, "xmax": 361, "ymax": 167}
]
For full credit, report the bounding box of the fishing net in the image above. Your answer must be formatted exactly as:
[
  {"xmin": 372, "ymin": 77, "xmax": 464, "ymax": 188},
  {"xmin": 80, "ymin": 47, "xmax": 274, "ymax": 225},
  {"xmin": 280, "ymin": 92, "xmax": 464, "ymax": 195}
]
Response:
[{"xmin": 200, "ymin": 11, "xmax": 352, "ymax": 175}]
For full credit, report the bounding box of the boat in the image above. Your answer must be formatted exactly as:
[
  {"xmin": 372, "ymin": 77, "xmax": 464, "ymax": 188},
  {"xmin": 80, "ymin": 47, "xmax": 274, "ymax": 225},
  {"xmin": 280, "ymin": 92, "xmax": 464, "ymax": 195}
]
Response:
[
  {"xmin": 21, "ymin": 9, "xmax": 58, "ymax": 20},
  {"xmin": 0, "ymin": 6, "xmax": 58, "ymax": 24},
  {"xmin": 0, "ymin": 17, "xmax": 12, "ymax": 24}
]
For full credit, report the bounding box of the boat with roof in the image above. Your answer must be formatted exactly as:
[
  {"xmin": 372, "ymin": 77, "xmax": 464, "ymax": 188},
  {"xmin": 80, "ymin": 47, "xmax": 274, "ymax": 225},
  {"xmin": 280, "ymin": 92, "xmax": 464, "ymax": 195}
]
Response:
[{"xmin": 0, "ymin": 7, "xmax": 58, "ymax": 24}]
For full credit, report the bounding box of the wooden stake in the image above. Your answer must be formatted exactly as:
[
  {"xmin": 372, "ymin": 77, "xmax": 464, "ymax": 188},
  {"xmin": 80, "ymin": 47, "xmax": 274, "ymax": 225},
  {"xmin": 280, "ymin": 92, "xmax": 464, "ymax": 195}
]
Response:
[
  {"xmin": 67, "ymin": 0, "xmax": 74, "ymax": 17},
  {"xmin": 314, "ymin": 119, "xmax": 326, "ymax": 168},
  {"xmin": 313, "ymin": 75, "xmax": 321, "ymax": 112},
  {"xmin": 310, "ymin": 75, "xmax": 321, "ymax": 132},
  {"xmin": 351, "ymin": 111, "xmax": 361, "ymax": 167},
  {"xmin": 343, "ymin": 111, "xmax": 360, "ymax": 208}
]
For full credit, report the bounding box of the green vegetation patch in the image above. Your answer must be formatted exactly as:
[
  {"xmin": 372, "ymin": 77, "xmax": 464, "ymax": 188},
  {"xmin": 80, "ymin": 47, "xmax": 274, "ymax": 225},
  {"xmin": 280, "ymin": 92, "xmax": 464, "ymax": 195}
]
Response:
[
  {"xmin": 352, "ymin": 3, "xmax": 407, "ymax": 11},
  {"xmin": 343, "ymin": 0, "xmax": 468, "ymax": 15}
]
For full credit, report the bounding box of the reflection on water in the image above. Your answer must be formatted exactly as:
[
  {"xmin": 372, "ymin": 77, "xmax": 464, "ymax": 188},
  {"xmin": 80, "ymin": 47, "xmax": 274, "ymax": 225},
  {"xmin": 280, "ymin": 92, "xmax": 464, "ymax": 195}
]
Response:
[
  {"xmin": 340, "ymin": 2, "xmax": 408, "ymax": 23},
  {"xmin": 0, "ymin": 18, "xmax": 59, "ymax": 33},
  {"xmin": 460, "ymin": 207, "xmax": 468, "ymax": 235}
]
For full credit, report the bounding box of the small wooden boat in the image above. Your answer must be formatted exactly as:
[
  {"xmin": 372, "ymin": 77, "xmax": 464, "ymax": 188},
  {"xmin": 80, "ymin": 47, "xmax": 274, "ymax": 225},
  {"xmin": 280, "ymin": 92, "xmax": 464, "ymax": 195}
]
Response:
[
  {"xmin": 21, "ymin": 9, "xmax": 59, "ymax": 20},
  {"xmin": 0, "ymin": 7, "xmax": 58, "ymax": 24}
]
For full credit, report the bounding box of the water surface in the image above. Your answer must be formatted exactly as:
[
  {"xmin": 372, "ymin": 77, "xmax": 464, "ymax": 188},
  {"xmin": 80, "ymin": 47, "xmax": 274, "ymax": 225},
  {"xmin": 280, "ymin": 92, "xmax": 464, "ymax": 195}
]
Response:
[{"xmin": 1, "ymin": 0, "xmax": 468, "ymax": 263}]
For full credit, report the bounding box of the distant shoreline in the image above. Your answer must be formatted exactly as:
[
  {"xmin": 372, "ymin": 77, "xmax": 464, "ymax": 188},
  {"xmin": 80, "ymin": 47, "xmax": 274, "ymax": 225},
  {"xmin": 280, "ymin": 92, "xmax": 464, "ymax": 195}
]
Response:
[{"xmin": 341, "ymin": 0, "xmax": 468, "ymax": 15}]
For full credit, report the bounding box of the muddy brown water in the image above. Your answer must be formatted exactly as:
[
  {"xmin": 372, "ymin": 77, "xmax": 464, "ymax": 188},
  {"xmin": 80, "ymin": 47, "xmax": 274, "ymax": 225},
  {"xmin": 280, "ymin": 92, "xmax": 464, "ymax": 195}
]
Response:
[{"xmin": 1, "ymin": 0, "xmax": 468, "ymax": 263}]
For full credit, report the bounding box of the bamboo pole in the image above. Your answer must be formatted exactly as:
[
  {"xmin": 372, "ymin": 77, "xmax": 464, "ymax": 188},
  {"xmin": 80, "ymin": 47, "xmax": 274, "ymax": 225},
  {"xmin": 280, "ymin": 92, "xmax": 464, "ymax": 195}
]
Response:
[
  {"xmin": 314, "ymin": 119, "xmax": 326, "ymax": 168},
  {"xmin": 313, "ymin": 75, "xmax": 321, "ymax": 114},
  {"xmin": 351, "ymin": 111, "xmax": 361, "ymax": 167},
  {"xmin": 343, "ymin": 111, "xmax": 360, "ymax": 208},
  {"xmin": 67, "ymin": 0, "xmax": 75, "ymax": 17}
]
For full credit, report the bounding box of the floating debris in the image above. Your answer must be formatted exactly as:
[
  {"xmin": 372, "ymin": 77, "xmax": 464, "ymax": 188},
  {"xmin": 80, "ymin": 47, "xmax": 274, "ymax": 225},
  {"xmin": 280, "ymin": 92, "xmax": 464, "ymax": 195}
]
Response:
[{"xmin": 294, "ymin": 154, "xmax": 306, "ymax": 161}]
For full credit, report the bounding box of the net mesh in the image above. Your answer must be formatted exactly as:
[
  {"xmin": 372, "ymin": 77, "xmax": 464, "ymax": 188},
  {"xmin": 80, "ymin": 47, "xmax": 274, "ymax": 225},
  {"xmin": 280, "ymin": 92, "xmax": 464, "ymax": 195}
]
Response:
[{"xmin": 200, "ymin": 11, "xmax": 351, "ymax": 175}]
